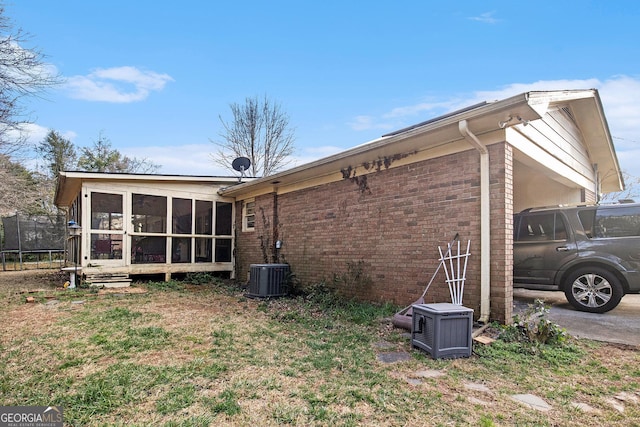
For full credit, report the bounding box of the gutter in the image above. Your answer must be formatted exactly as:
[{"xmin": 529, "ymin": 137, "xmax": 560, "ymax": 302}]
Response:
[{"xmin": 458, "ymin": 120, "xmax": 491, "ymax": 324}]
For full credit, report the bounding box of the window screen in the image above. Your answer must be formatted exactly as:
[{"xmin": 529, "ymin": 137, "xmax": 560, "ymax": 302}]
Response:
[
  {"xmin": 215, "ymin": 202, "xmax": 233, "ymax": 235},
  {"xmin": 195, "ymin": 201, "xmax": 212, "ymax": 235},
  {"xmin": 172, "ymin": 198, "xmax": 192, "ymax": 234},
  {"xmin": 91, "ymin": 193, "xmax": 123, "ymax": 230},
  {"xmin": 132, "ymin": 194, "xmax": 167, "ymax": 233}
]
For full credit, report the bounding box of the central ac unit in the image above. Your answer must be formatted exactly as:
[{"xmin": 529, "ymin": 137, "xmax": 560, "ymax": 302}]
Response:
[{"xmin": 246, "ymin": 263, "xmax": 290, "ymax": 298}]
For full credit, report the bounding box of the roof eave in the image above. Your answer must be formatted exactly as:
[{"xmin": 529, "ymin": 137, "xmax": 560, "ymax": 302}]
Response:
[
  {"xmin": 219, "ymin": 92, "xmax": 538, "ymax": 197},
  {"xmin": 54, "ymin": 171, "xmax": 243, "ymax": 208}
]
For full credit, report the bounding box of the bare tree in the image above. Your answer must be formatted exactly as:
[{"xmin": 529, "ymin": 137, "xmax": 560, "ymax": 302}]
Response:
[
  {"xmin": 77, "ymin": 131, "xmax": 159, "ymax": 173},
  {"xmin": 0, "ymin": 5, "xmax": 59, "ymax": 155},
  {"xmin": 600, "ymin": 170, "xmax": 640, "ymax": 203},
  {"xmin": 0, "ymin": 154, "xmax": 42, "ymax": 216},
  {"xmin": 213, "ymin": 95, "xmax": 295, "ymax": 177}
]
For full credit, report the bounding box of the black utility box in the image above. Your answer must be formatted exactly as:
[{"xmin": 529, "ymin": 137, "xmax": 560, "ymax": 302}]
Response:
[{"xmin": 411, "ymin": 303, "xmax": 473, "ymax": 359}]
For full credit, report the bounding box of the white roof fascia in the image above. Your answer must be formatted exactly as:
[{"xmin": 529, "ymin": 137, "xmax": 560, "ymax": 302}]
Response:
[{"xmin": 58, "ymin": 171, "xmax": 242, "ymax": 184}]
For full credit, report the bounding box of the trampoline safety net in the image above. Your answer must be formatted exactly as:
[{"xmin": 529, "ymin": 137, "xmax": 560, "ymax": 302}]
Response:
[{"xmin": 1, "ymin": 214, "xmax": 65, "ymax": 251}]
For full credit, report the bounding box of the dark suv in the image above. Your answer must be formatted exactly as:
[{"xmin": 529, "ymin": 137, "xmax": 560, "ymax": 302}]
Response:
[{"xmin": 513, "ymin": 203, "xmax": 640, "ymax": 313}]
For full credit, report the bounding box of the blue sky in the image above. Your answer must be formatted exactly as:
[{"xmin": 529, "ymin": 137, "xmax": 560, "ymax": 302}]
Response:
[{"xmin": 9, "ymin": 1, "xmax": 640, "ymax": 184}]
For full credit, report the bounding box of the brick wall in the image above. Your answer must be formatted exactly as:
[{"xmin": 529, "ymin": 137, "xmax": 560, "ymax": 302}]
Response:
[
  {"xmin": 488, "ymin": 143, "xmax": 513, "ymax": 323},
  {"xmin": 235, "ymin": 144, "xmax": 513, "ymax": 322}
]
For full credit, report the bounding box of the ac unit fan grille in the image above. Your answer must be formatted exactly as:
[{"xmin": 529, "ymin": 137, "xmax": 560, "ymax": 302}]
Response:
[{"xmin": 247, "ymin": 264, "xmax": 289, "ymax": 298}]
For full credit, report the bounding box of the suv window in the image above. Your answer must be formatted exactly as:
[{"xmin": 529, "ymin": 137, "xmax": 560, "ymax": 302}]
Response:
[
  {"xmin": 579, "ymin": 206, "xmax": 640, "ymax": 238},
  {"xmin": 514, "ymin": 213, "xmax": 567, "ymax": 242}
]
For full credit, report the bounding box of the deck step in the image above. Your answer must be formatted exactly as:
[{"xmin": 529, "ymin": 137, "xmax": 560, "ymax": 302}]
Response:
[{"xmin": 84, "ymin": 273, "xmax": 132, "ymax": 288}]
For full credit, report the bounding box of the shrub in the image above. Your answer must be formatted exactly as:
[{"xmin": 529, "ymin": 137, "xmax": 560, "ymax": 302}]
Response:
[
  {"xmin": 500, "ymin": 299, "xmax": 568, "ymax": 346},
  {"xmin": 185, "ymin": 272, "xmax": 217, "ymax": 285}
]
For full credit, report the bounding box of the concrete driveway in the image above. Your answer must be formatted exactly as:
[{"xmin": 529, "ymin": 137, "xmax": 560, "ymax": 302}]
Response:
[{"xmin": 513, "ymin": 288, "xmax": 640, "ymax": 347}]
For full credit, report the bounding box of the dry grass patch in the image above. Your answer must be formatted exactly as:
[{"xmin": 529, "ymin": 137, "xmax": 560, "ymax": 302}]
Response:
[{"xmin": 0, "ymin": 272, "xmax": 639, "ymax": 426}]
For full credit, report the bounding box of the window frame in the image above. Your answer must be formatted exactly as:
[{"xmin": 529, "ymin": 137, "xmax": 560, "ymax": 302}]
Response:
[
  {"xmin": 242, "ymin": 199, "xmax": 256, "ymax": 232},
  {"xmin": 514, "ymin": 212, "xmax": 568, "ymax": 242}
]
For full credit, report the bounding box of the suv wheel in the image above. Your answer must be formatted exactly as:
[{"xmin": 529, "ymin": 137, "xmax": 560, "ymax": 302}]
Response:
[{"xmin": 563, "ymin": 267, "xmax": 624, "ymax": 313}]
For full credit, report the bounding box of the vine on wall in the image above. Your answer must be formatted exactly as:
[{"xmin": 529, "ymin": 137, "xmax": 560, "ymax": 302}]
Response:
[
  {"xmin": 258, "ymin": 206, "xmax": 271, "ymax": 263},
  {"xmin": 332, "ymin": 260, "xmax": 373, "ymax": 296},
  {"xmin": 340, "ymin": 151, "xmax": 416, "ymax": 194}
]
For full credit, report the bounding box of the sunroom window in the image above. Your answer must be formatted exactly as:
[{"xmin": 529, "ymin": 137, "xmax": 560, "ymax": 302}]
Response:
[
  {"xmin": 172, "ymin": 198, "xmax": 192, "ymax": 234},
  {"xmin": 132, "ymin": 194, "xmax": 167, "ymax": 233},
  {"xmin": 91, "ymin": 192, "xmax": 123, "ymax": 230}
]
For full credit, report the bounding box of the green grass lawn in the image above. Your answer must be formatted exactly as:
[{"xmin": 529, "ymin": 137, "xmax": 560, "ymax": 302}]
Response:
[{"xmin": 1, "ymin": 278, "xmax": 638, "ymax": 426}]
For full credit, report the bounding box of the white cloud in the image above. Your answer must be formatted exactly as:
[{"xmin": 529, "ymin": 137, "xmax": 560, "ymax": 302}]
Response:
[
  {"xmin": 65, "ymin": 66, "xmax": 174, "ymax": 103},
  {"xmin": 597, "ymin": 76, "xmax": 640, "ymax": 144},
  {"xmin": 289, "ymin": 145, "xmax": 343, "ymax": 167},
  {"xmin": 303, "ymin": 145, "xmax": 344, "ymax": 156},
  {"xmin": 347, "ymin": 115, "xmax": 395, "ymax": 131},
  {"xmin": 467, "ymin": 11, "xmax": 500, "ymax": 24},
  {"xmin": 383, "ymin": 101, "xmax": 452, "ymax": 119},
  {"xmin": 15, "ymin": 123, "xmax": 77, "ymax": 148},
  {"xmin": 122, "ymin": 144, "xmax": 226, "ymax": 176},
  {"xmin": 18, "ymin": 122, "xmax": 50, "ymax": 146}
]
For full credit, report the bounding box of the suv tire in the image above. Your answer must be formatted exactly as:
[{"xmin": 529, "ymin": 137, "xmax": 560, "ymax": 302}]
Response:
[{"xmin": 563, "ymin": 267, "xmax": 624, "ymax": 313}]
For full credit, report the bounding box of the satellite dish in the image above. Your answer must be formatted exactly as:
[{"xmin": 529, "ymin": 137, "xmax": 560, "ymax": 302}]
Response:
[{"xmin": 231, "ymin": 157, "xmax": 251, "ymax": 182}]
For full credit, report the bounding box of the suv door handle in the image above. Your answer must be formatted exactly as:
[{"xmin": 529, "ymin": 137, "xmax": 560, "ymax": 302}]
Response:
[{"xmin": 556, "ymin": 246, "xmax": 570, "ymax": 252}]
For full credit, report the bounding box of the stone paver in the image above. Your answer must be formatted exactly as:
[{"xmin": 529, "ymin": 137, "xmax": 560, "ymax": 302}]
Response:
[
  {"xmin": 605, "ymin": 397, "xmax": 625, "ymax": 413},
  {"xmin": 571, "ymin": 402, "xmax": 601, "ymax": 414},
  {"xmin": 614, "ymin": 391, "xmax": 638, "ymax": 404},
  {"xmin": 414, "ymin": 369, "xmax": 445, "ymax": 378},
  {"xmin": 464, "ymin": 382, "xmax": 491, "ymax": 393},
  {"xmin": 467, "ymin": 396, "xmax": 492, "ymax": 406},
  {"xmin": 510, "ymin": 394, "xmax": 552, "ymax": 411}
]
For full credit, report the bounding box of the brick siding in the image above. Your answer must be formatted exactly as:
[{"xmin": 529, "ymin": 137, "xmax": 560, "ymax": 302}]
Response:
[{"xmin": 235, "ymin": 143, "xmax": 513, "ymax": 322}]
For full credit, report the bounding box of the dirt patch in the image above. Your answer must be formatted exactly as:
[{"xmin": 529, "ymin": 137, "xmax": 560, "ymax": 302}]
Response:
[
  {"xmin": 96, "ymin": 287, "xmax": 148, "ymax": 296},
  {"xmin": 0, "ymin": 269, "xmax": 66, "ymax": 292}
]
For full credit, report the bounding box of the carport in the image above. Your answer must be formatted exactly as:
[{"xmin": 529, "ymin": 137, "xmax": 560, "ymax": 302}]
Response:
[{"xmin": 511, "ymin": 92, "xmax": 622, "ymax": 211}]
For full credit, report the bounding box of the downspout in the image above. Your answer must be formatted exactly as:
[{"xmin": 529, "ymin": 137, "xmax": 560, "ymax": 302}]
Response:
[{"xmin": 458, "ymin": 120, "xmax": 491, "ymax": 324}]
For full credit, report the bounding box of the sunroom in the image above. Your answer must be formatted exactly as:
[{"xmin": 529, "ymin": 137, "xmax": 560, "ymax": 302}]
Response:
[{"xmin": 54, "ymin": 172, "xmax": 239, "ymax": 286}]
